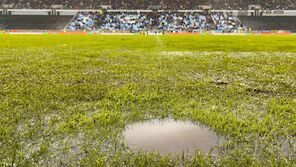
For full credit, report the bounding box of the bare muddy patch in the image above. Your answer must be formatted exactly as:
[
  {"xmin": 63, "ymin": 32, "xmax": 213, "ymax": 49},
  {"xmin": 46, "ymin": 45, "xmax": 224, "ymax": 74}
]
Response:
[{"xmin": 123, "ymin": 119, "xmax": 223, "ymax": 155}]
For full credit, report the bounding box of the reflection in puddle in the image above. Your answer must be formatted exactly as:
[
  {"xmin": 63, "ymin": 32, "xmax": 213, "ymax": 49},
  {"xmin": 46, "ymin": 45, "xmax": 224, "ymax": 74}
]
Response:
[{"xmin": 123, "ymin": 119, "xmax": 222, "ymax": 155}]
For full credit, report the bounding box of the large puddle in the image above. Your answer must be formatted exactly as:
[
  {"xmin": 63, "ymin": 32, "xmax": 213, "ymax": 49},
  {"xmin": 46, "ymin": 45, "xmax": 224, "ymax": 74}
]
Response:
[{"xmin": 123, "ymin": 119, "xmax": 222, "ymax": 155}]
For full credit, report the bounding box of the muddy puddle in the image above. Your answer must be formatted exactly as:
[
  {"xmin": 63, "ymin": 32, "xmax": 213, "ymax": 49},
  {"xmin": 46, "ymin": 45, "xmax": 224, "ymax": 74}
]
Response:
[{"xmin": 123, "ymin": 119, "xmax": 223, "ymax": 155}]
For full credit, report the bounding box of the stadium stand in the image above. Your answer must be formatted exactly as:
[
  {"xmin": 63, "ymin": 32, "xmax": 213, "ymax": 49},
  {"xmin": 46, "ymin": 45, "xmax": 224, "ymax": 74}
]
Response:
[
  {"xmin": 65, "ymin": 11, "xmax": 244, "ymax": 32},
  {"xmin": 157, "ymin": 12, "xmax": 212, "ymax": 32},
  {"xmin": 1, "ymin": 1, "xmax": 296, "ymax": 32},
  {"xmin": 67, "ymin": 12, "xmax": 101, "ymax": 31},
  {"xmin": 0, "ymin": 10, "xmax": 295, "ymax": 32},
  {"xmin": 100, "ymin": 12, "xmax": 154, "ymax": 32},
  {"xmin": 211, "ymin": 12, "xmax": 245, "ymax": 32},
  {"xmin": 1, "ymin": 0, "xmax": 296, "ymax": 9},
  {"xmin": 210, "ymin": 0, "xmax": 296, "ymax": 10},
  {"xmin": 239, "ymin": 16, "xmax": 296, "ymax": 32},
  {"xmin": 0, "ymin": 15, "xmax": 73, "ymax": 30}
]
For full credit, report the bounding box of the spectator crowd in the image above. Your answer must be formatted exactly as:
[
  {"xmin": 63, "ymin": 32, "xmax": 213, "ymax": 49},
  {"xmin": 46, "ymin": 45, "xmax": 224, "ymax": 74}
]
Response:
[
  {"xmin": 100, "ymin": 13, "xmax": 154, "ymax": 32},
  {"xmin": 211, "ymin": 12, "xmax": 245, "ymax": 32},
  {"xmin": 157, "ymin": 13, "xmax": 212, "ymax": 32},
  {"xmin": 67, "ymin": 11, "xmax": 245, "ymax": 32},
  {"xmin": 67, "ymin": 12, "xmax": 100, "ymax": 31}
]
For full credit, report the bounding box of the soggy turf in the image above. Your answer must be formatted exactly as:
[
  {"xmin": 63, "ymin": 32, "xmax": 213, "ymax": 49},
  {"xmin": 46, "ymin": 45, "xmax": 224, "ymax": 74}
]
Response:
[{"xmin": 0, "ymin": 35, "xmax": 296, "ymax": 166}]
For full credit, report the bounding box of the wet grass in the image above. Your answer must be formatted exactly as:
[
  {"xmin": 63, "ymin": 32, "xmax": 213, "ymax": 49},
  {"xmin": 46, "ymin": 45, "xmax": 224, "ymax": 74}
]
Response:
[{"xmin": 0, "ymin": 34, "xmax": 296, "ymax": 166}]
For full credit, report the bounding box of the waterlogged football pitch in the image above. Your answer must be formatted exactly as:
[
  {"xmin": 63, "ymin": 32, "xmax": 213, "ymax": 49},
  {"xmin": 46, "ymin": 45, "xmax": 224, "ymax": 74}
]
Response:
[{"xmin": 0, "ymin": 35, "xmax": 296, "ymax": 166}]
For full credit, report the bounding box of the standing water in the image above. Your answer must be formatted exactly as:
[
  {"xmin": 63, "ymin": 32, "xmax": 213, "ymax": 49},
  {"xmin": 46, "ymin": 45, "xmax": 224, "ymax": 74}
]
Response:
[{"xmin": 123, "ymin": 119, "xmax": 222, "ymax": 155}]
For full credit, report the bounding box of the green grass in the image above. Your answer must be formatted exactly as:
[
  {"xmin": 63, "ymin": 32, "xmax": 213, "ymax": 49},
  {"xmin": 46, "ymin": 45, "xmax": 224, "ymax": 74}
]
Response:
[{"xmin": 0, "ymin": 34, "xmax": 295, "ymax": 166}]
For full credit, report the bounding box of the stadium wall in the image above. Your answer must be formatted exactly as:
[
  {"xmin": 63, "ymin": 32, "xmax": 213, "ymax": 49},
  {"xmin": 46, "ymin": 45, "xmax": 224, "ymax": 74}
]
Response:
[
  {"xmin": 1, "ymin": 9, "xmax": 296, "ymax": 16},
  {"xmin": 261, "ymin": 10, "xmax": 296, "ymax": 16},
  {"xmin": 3, "ymin": 9, "xmax": 102, "ymax": 16},
  {"xmin": 6, "ymin": 9, "xmax": 52, "ymax": 15}
]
